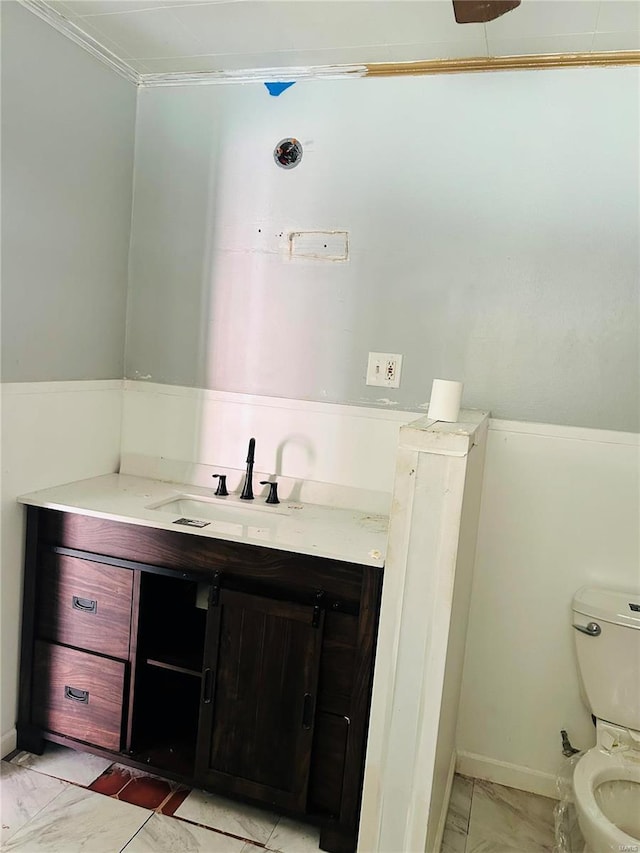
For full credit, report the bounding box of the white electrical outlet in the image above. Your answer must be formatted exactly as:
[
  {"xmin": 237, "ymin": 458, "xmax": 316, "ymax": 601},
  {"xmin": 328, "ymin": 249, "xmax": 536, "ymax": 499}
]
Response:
[{"xmin": 366, "ymin": 352, "xmax": 402, "ymax": 388}]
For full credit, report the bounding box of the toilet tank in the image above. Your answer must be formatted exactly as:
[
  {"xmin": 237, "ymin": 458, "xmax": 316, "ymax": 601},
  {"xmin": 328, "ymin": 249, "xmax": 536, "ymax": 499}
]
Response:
[{"xmin": 572, "ymin": 587, "xmax": 640, "ymax": 731}]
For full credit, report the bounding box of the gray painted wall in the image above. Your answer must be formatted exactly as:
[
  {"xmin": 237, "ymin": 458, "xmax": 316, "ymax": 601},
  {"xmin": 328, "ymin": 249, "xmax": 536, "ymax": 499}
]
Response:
[
  {"xmin": 126, "ymin": 68, "xmax": 639, "ymax": 432},
  {"xmin": 1, "ymin": 1, "xmax": 136, "ymax": 382}
]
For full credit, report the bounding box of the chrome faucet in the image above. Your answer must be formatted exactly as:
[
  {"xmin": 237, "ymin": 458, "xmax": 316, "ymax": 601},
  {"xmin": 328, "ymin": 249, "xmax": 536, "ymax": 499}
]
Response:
[{"xmin": 240, "ymin": 438, "xmax": 255, "ymax": 500}]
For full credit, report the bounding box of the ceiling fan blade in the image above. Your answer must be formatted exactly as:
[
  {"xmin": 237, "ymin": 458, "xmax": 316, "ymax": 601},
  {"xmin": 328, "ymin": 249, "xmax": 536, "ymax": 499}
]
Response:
[{"xmin": 452, "ymin": 0, "xmax": 521, "ymax": 24}]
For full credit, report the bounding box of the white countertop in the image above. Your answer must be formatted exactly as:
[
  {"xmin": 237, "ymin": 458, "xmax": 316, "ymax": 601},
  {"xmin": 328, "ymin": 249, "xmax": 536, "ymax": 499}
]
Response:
[{"xmin": 18, "ymin": 473, "xmax": 388, "ymax": 568}]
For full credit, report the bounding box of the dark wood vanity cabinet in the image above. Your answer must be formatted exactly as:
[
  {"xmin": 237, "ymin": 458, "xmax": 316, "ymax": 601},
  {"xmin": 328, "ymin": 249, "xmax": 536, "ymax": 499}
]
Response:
[{"xmin": 17, "ymin": 506, "xmax": 383, "ymax": 853}]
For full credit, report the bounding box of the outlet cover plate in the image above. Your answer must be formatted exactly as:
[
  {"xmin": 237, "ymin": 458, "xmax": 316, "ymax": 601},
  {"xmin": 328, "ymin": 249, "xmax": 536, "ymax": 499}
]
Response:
[{"xmin": 366, "ymin": 352, "xmax": 402, "ymax": 388}]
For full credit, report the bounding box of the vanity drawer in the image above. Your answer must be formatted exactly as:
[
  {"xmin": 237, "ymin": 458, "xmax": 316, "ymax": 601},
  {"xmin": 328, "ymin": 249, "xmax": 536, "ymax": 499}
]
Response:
[
  {"xmin": 38, "ymin": 554, "xmax": 133, "ymax": 659},
  {"xmin": 32, "ymin": 641, "xmax": 126, "ymax": 751}
]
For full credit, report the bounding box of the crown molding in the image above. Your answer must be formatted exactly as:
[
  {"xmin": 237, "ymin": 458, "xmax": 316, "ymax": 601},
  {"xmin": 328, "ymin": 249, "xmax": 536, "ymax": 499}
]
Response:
[
  {"xmin": 137, "ymin": 65, "xmax": 367, "ymax": 88},
  {"xmin": 365, "ymin": 51, "xmax": 640, "ymax": 76},
  {"xmin": 144, "ymin": 51, "xmax": 640, "ymax": 88},
  {"xmin": 17, "ymin": 0, "xmax": 640, "ymax": 90}
]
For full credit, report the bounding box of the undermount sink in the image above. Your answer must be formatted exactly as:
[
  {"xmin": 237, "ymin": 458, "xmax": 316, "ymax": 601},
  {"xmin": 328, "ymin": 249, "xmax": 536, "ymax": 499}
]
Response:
[{"xmin": 146, "ymin": 494, "xmax": 290, "ymax": 526}]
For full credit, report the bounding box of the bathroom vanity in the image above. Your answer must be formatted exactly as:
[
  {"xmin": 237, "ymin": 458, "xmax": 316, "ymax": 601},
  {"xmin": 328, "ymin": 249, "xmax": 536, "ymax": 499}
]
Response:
[{"xmin": 16, "ymin": 475, "xmax": 386, "ymax": 853}]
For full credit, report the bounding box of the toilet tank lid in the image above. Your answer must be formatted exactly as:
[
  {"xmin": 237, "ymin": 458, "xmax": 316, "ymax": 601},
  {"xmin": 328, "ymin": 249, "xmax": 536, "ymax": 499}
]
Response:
[{"xmin": 573, "ymin": 587, "xmax": 640, "ymax": 629}]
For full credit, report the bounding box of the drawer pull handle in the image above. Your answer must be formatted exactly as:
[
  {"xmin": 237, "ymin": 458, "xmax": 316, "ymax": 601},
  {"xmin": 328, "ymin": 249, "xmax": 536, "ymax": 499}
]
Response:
[
  {"xmin": 65, "ymin": 686, "xmax": 89, "ymax": 704},
  {"xmin": 72, "ymin": 596, "xmax": 97, "ymax": 614}
]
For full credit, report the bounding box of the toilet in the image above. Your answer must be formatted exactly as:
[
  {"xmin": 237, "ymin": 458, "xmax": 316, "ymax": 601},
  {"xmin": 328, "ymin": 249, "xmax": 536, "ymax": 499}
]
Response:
[{"xmin": 572, "ymin": 586, "xmax": 640, "ymax": 853}]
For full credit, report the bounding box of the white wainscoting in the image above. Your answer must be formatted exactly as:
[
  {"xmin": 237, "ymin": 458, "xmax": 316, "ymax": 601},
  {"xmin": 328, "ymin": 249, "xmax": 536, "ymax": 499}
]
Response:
[
  {"xmin": 456, "ymin": 419, "xmax": 640, "ymax": 798},
  {"xmin": 120, "ymin": 382, "xmax": 417, "ymax": 510}
]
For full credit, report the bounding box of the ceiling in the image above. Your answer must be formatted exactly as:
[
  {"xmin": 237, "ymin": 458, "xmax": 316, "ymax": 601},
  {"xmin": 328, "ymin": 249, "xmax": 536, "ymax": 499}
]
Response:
[{"xmin": 24, "ymin": 0, "xmax": 640, "ymax": 83}]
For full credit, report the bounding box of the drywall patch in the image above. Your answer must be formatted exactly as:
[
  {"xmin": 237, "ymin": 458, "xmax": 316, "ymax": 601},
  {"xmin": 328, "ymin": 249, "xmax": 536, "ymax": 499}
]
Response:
[
  {"xmin": 265, "ymin": 82, "xmax": 296, "ymax": 96},
  {"xmin": 288, "ymin": 231, "xmax": 349, "ymax": 261}
]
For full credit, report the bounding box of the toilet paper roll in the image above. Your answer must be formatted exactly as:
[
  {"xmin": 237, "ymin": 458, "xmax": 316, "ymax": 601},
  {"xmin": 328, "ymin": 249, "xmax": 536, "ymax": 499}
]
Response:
[{"xmin": 427, "ymin": 379, "xmax": 463, "ymax": 423}]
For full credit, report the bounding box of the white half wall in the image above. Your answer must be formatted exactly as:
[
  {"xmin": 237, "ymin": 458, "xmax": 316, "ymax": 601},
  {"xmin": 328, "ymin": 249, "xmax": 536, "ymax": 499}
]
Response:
[
  {"xmin": 456, "ymin": 419, "xmax": 640, "ymax": 798},
  {"xmin": 0, "ymin": 381, "xmax": 123, "ymax": 755},
  {"xmin": 359, "ymin": 411, "xmax": 488, "ymax": 853}
]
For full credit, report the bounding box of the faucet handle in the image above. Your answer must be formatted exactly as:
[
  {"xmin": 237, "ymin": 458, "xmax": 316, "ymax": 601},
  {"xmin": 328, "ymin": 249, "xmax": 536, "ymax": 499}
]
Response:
[
  {"xmin": 212, "ymin": 474, "xmax": 228, "ymax": 496},
  {"xmin": 260, "ymin": 481, "xmax": 280, "ymax": 505}
]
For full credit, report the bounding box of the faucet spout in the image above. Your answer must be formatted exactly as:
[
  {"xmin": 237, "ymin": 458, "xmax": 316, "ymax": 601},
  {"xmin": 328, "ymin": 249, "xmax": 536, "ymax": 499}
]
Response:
[{"xmin": 240, "ymin": 438, "xmax": 255, "ymax": 500}]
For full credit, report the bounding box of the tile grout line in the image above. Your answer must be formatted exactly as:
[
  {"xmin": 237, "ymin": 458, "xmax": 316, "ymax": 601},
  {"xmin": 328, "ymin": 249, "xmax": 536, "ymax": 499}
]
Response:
[
  {"xmin": 463, "ymin": 777, "xmax": 475, "ymax": 853},
  {"xmin": 265, "ymin": 814, "xmax": 282, "ymax": 850},
  {"xmin": 154, "ymin": 789, "xmax": 176, "ymax": 813},
  {"xmin": 118, "ymin": 812, "xmax": 155, "ymax": 852},
  {"xmin": 165, "ymin": 811, "xmax": 270, "ymax": 848}
]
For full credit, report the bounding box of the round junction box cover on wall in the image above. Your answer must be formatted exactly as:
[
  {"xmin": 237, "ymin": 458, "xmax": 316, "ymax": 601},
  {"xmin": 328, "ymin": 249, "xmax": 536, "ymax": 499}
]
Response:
[{"xmin": 274, "ymin": 138, "xmax": 303, "ymax": 169}]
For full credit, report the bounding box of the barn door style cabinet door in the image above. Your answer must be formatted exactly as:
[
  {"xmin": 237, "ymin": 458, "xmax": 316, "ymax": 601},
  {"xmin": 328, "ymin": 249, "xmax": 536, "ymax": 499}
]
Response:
[
  {"xmin": 17, "ymin": 507, "xmax": 383, "ymax": 853},
  {"xmin": 196, "ymin": 587, "xmax": 325, "ymax": 811}
]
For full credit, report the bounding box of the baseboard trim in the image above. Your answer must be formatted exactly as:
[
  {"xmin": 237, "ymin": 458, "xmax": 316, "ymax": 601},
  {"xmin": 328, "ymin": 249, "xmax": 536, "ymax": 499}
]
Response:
[
  {"xmin": 456, "ymin": 750, "xmax": 560, "ymax": 800},
  {"xmin": 1, "ymin": 727, "xmax": 17, "ymax": 758}
]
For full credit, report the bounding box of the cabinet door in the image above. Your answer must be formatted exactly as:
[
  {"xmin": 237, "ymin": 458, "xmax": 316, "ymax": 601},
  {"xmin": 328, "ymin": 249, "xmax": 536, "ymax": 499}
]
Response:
[{"xmin": 196, "ymin": 589, "xmax": 324, "ymax": 812}]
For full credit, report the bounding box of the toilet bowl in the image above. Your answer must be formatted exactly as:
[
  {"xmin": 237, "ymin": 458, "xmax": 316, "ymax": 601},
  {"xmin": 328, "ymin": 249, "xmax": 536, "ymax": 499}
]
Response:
[
  {"xmin": 573, "ymin": 735, "xmax": 640, "ymax": 852},
  {"xmin": 571, "ymin": 587, "xmax": 640, "ymax": 853}
]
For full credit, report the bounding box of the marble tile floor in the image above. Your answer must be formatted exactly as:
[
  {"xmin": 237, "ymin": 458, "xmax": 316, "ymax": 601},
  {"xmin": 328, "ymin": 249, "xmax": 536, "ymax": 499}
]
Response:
[
  {"xmin": 1, "ymin": 744, "xmax": 319, "ymax": 853},
  {"xmin": 440, "ymin": 773, "xmax": 578, "ymax": 853},
  {"xmin": 1, "ymin": 743, "xmax": 568, "ymax": 852}
]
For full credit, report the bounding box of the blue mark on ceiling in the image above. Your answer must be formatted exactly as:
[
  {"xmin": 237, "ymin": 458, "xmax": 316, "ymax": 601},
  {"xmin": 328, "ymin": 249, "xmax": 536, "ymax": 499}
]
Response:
[{"xmin": 265, "ymin": 81, "xmax": 296, "ymax": 97}]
